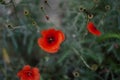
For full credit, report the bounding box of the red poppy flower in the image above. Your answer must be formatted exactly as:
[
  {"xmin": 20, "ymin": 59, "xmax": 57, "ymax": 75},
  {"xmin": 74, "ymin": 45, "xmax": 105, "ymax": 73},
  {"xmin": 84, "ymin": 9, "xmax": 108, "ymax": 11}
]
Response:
[
  {"xmin": 87, "ymin": 22, "xmax": 101, "ymax": 36},
  {"xmin": 17, "ymin": 65, "xmax": 40, "ymax": 80},
  {"xmin": 38, "ymin": 28, "xmax": 65, "ymax": 53}
]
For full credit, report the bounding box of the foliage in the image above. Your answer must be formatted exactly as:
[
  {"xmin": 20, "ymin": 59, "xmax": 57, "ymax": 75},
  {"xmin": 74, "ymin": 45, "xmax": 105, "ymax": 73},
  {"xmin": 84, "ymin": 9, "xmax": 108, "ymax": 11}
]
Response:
[{"xmin": 0, "ymin": 0, "xmax": 120, "ymax": 80}]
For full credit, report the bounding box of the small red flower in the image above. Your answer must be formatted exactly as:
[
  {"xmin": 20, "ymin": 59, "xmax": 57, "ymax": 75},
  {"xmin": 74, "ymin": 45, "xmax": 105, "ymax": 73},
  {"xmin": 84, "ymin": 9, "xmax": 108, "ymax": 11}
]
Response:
[
  {"xmin": 87, "ymin": 22, "xmax": 101, "ymax": 36},
  {"xmin": 38, "ymin": 28, "xmax": 65, "ymax": 53},
  {"xmin": 17, "ymin": 65, "xmax": 40, "ymax": 80}
]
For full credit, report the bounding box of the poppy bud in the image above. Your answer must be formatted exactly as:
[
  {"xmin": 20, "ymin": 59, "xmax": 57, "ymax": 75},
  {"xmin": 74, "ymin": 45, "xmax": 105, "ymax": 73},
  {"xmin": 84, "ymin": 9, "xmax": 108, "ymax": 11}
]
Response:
[
  {"xmin": 7, "ymin": 24, "xmax": 12, "ymax": 28},
  {"xmin": 105, "ymin": 5, "xmax": 110, "ymax": 11},
  {"xmin": 32, "ymin": 21, "xmax": 37, "ymax": 26},
  {"xmin": 83, "ymin": 9, "xmax": 89, "ymax": 14},
  {"xmin": 88, "ymin": 14, "xmax": 94, "ymax": 19},
  {"xmin": 79, "ymin": 7, "xmax": 84, "ymax": 12},
  {"xmin": 44, "ymin": 0, "xmax": 48, "ymax": 4},
  {"xmin": 45, "ymin": 15, "xmax": 50, "ymax": 20},
  {"xmin": 40, "ymin": 6, "xmax": 44, "ymax": 10},
  {"xmin": 91, "ymin": 64, "xmax": 98, "ymax": 71},
  {"xmin": 72, "ymin": 71, "xmax": 80, "ymax": 77},
  {"xmin": 24, "ymin": 9, "xmax": 29, "ymax": 15}
]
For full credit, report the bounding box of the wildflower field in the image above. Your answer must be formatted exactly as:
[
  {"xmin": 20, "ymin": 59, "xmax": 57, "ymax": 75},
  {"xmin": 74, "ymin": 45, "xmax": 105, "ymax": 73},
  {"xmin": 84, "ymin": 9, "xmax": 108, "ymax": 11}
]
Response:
[{"xmin": 0, "ymin": 0, "xmax": 120, "ymax": 80}]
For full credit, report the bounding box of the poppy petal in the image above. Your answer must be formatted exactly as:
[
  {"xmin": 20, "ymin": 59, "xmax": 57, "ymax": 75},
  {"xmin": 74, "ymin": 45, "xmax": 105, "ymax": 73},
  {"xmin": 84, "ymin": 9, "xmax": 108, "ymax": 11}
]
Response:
[
  {"xmin": 44, "ymin": 46, "xmax": 60, "ymax": 53},
  {"xmin": 41, "ymin": 30, "xmax": 48, "ymax": 36},
  {"xmin": 38, "ymin": 28, "xmax": 65, "ymax": 53},
  {"xmin": 87, "ymin": 22, "xmax": 101, "ymax": 36},
  {"xmin": 38, "ymin": 38, "xmax": 60, "ymax": 53},
  {"xmin": 57, "ymin": 30, "xmax": 65, "ymax": 43},
  {"xmin": 23, "ymin": 65, "xmax": 31, "ymax": 70},
  {"xmin": 32, "ymin": 68, "xmax": 40, "ymax": 80},
  {"xmin": 41, "ymin": 28, "xmax": 56, "ymax": 37},
  {"xmin": 17, "ymin": 70, "xmax": 23, "ymax": 77}
]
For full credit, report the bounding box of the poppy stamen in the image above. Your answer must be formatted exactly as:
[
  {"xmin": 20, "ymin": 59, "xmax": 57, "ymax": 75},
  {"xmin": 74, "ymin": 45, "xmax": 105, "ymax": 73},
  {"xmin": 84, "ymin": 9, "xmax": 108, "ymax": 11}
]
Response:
[
  {"xmin": 27, "ymin": 71, "xmax": 32, "ymax": 77},
  {"xmin": 47, "ymin": 36, "xmax": 55, "ymax": 44}
]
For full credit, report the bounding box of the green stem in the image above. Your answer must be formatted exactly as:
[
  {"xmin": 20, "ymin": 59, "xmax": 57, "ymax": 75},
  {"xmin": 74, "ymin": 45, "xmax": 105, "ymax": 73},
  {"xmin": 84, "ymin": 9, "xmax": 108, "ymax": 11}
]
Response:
[
  {"xmin": 11, "ymin": 0, "xmax": 20, "ymax": 23},
  {"xmin": 72, "ymin": 47, "xmax": 92, "ymax": 70},
  {"xmin": 72, "ymin": 13, "xmax": 81, "ymax": 31}
]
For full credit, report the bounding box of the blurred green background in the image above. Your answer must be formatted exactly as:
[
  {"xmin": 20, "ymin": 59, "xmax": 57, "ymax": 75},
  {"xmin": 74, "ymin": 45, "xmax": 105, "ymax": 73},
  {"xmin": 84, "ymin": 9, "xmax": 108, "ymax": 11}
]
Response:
[{"xmin": 0, "ymin": 0, "xmax": 120, "ymax": 80}]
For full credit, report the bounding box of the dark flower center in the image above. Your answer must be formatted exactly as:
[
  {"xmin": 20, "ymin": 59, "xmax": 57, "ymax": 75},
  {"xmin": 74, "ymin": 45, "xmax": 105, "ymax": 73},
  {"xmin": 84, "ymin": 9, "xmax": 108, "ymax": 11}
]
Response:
[
  {"xmin": 91, "ymin": 26, "xmax": 97, "ymax": 32},
  {"xmin": 26, "ymin": 71, "xmax": 32, "ymax": 77},
  {"xmin": 47, "ymin": 36, "xmax": 55, "ymax": 44}
]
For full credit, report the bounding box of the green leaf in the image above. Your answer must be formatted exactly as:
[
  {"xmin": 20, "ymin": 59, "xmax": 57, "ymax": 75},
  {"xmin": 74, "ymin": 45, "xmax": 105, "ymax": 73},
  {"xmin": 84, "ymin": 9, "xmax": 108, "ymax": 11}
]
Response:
[
  {"xmin": 83, "ymin": 49, "xmax": 104, "ymax": 64},
  {"xmin": 27, "ymin": 35, "xmax": 36, "ymax": 54},
  {"xmin": 97, "ymin": 33, "xmax": 120, "ymax": 42},
  {"xmin": 40, "ymin": 75, "xmax": 44, "ymax": 80},
  {"xmin": 57, "ymin": 50, "xmax": 71, "ymax": 64}
]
